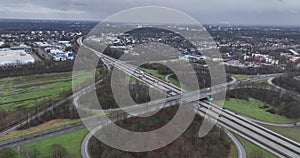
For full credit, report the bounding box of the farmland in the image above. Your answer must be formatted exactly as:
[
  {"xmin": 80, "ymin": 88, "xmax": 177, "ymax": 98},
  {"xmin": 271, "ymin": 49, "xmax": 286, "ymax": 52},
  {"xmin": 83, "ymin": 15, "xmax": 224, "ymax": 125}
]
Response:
[{"xmin": 0, "ymin": 71, "xmax": 91, "ymax": 112}]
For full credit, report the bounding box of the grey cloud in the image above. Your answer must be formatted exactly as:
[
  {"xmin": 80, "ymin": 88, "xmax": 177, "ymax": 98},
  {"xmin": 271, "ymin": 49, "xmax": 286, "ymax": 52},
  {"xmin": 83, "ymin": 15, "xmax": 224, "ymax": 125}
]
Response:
[{"xmin": 0, "ymin": 0, "xmax": 299, "ymax": 25}]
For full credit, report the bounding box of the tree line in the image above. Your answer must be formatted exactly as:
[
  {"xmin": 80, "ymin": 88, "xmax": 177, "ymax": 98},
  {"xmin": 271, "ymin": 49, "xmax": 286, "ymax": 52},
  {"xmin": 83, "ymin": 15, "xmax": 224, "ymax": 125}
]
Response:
[{"xmin": 0, "ymin": 60, "xmax": 74, "ymax": 78}]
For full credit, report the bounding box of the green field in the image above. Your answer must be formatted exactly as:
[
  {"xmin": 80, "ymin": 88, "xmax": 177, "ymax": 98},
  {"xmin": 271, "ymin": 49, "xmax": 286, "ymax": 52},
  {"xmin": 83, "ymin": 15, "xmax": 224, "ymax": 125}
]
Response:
[
  {"xmin": 234, "ymin": 134, "xmax": 276, "ymax": 158},
  {"xmin": 232, "ymin": 75, "xmax": 256, "ymax": 81},
  {"xmin": 0, "ymin": 71, "xmax": 91, "ymax": 112},
  {"xmin": 223, "ymin": 98, "xmax": 300, "ymax": 124},
  {"xmin": 141, "ymin": 69, "xmax": 181, "ymax": 87},
  {"xmin": 263, "ymin": 125, "xmax": 300, "ymax": 142},
  {"xmin": 22, "ymin": 128, "xmax": 88, "ymax": 158},
  {"xmin": 126, "ymin": 75, "xmax": 137, "ymax": 82}
]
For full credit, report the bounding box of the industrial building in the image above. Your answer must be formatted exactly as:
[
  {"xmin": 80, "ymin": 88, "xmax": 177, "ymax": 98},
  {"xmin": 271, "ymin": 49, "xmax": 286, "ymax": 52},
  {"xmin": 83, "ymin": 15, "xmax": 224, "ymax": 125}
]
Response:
[
  {"xmin": 0, "ymin": 49, "xmax": 35, "ymax": 66},
  {"xmin": 11, "ymin": 44, "xmax": 32, "ymax": 53}
]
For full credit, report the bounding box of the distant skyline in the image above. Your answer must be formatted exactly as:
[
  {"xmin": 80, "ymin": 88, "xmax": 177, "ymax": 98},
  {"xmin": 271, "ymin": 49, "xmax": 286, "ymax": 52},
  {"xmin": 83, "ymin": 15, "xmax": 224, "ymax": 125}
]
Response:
[{"xmin": 0, "ymin": 0, "xmax": 300, "ymax": 26}]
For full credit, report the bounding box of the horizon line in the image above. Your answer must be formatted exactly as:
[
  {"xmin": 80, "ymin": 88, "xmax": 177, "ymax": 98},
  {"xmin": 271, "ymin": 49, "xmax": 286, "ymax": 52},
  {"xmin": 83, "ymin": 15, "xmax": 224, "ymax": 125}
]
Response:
[{"xmin": 0, "ymin": 18, "xmax": 299, "ymax": 27}]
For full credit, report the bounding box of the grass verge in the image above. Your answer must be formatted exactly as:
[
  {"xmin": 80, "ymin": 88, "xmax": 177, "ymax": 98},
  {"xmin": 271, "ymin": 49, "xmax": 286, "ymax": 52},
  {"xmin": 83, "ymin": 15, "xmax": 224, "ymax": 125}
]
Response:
[
  {"xmin": 228, "ymin": 143, "xmax": 238, "ymax": 158},
  {"xmin": 234, "ymin": 134, "xmax": 276, "ymax": 158},
  {"xmin": 223, "ymin": 98, "xmax": 300, "ymax": 124},
  {"xmin": 22, "ymin": 128, "xmax": 88, "ymax": 158},
  {"xmin": 262, "ymin": 125, "xmax": 300, "ymax": 142},
  {"xmin": 0, "ymin": 119, "xmax": 81, "ymax": 142},
  {"xmin": 141, "ymin": 68, "xmax": 181, "ymax": 88},
  {"xmin": 232, "ymin": 75, "xmax": 256, "ymax": 81}
]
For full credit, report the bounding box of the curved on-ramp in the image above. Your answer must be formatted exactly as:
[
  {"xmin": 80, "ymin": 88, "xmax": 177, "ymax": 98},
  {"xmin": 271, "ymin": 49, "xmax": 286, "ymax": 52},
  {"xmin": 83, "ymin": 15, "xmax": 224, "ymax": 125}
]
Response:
[{"xmin": 80, "ymin": 125, "xmax": 247, "ymax": 158}]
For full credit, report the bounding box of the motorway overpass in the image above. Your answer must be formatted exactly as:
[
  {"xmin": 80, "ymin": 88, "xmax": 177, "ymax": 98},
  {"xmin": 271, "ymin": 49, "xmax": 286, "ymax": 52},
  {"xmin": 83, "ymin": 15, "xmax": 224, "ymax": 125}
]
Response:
[{"xmin": 78, "ymin": 37, "xmax": 300, "ymax": 158}]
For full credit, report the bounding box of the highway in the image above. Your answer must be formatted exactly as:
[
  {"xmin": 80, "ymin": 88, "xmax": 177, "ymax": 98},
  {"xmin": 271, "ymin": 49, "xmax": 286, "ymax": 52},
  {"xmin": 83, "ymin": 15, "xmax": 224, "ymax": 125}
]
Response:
[
  {"xmin": 196, "ymin": 101, "xmax": 300, "ymax": 158},
  {"xmin": 165, "ymin": 72, "xmax": 245, "ymax": 158},
  {"xmin": 243, "ymin": 116, "xmax": 300, "ymax": 127},
  {"xmin": 0, "ymin": 122, "xmax": 85, "ymax": 150},
  {"xmin": 0, "ymin": 37, "xmax": 297, "ymax": 158},
  {"xmin": 79, "ymin": 37, "xmax": 300, "ymax": 158},
  {"xmin": 79, "ymin": 37, "xmax": 247, "ymax": 158}
]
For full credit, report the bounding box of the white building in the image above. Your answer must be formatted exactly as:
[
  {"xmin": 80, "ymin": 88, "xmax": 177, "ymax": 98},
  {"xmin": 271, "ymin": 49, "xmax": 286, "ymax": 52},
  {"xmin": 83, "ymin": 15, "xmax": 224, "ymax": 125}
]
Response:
[
  {"xmin": 35, "ymin": 42, "xmax": 51, "ymax": 48},
  {"xmin": 50, "ymin": 49, "xmax": 64, "ymax": 55},
  {"xmin": 179, "ymin": 55, "xmax": 207, "ymax": 61},
  {"xmin": 0, "ymin": 49, "xmax": 35, "ymax": 66},
  {"xmin": 289, "ymin": 49, "xmax": 299, "ymax": 56},
  {"xmin": 58, "ymin": 41, "xmax": 71, "ymax": 47},
  {"xmin": 11, "ymin": 44, "xmax": 32, "ymax": 53}
]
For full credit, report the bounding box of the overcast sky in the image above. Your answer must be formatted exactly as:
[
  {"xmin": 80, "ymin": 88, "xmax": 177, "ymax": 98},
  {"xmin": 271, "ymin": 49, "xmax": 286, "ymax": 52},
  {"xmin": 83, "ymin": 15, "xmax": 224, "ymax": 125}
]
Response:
[{"xmin": 0, "ymin": 0, "xmax": 300, "ymax": 25}]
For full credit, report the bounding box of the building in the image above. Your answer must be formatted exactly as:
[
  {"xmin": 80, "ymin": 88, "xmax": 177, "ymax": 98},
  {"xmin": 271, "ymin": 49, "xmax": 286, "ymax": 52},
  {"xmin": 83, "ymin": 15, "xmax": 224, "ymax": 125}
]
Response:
[
  {"xmin": 66, "ymin": 51, "xmax": 74, "ymax": 60},
  {"xmin": 280, "ymin": 53, "xmax": 294, "ymax": 59},
  {"xmin": 289, "ymin": 49, "xmax": 299, "ymax": 56},
  {"xmin": 51, "ymin": 51, "xmax": 74, "ymax": 61},
  {"xmin": 35, "ymin": 42, "xmax": 51, "ymax": 48},
  {"xmin": 244, "ymin": 53, "xmax": 279, "ymax": 65},
  {"xmin": 50, "ymin": 49, "xmax": 64, "ymax": 55},
  {"xmin": 290, "ymin": 57, "xmax": 300, "ymax": 63},
  {"xmin": 179, "ymin": 55, "xmax": 207, "ymax": 61},
  {"xmin": 11, "ymin": 44, "xmax": 32, "ymax": 53},
  {"xmin": 0, "ymin": 49, "xmax": 35, "ymax": 66},
  {"xmin": 58, "ymin": 41, "xmax": 72, "ymax": 47},
  {"xmin": 250, "ymin": 56, "xmax": 267, "ymax": 63}
]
